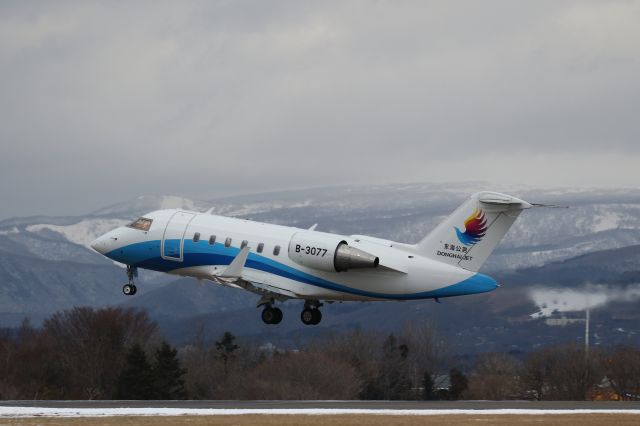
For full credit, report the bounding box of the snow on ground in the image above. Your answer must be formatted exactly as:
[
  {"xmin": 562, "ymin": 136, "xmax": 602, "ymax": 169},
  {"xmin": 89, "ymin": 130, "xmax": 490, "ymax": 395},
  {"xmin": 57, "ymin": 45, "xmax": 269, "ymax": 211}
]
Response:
[
  {"xmin": 592, "ymin": 211, "xmax": 622, "ymax": 233},
  {"xmin": 0, "ymin": 227, "xmax": 19, "ymax": 235},
  {"xmin": 0, "ymin": 407, "xmax": 639, "ymax": 417},
  {"xmin": 157, "ymin": 195, "xmax": 198, "ymax": 211},
  {"xmin": 26, "ymin": 219, "xmax": 128, "ymax": 248}
]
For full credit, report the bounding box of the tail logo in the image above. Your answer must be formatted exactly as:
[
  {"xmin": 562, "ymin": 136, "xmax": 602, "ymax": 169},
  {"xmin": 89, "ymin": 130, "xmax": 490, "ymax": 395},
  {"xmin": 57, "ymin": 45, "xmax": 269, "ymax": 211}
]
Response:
[{"xmin": 455, "ymin": 209, "xmax": 487, "ymax": 246}]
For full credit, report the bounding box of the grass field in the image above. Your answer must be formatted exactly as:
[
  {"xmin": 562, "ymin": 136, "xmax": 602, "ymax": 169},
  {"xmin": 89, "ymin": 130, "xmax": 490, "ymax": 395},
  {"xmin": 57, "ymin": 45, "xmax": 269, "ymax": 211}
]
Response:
[{"xmin": 2, "ymin": 414, "xmax": 640, "ymax": 426}]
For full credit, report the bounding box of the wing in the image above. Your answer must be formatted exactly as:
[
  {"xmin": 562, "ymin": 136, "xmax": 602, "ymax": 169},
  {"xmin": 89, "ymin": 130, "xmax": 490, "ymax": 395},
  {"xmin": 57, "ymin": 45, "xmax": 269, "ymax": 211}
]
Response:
[
  {"xmin": 212, "ymin": 276, "xmax": 296, "ymax": 306},
  {"xmin": 209, "ymin": 246, "xmax": 296, "ymax": 304}
]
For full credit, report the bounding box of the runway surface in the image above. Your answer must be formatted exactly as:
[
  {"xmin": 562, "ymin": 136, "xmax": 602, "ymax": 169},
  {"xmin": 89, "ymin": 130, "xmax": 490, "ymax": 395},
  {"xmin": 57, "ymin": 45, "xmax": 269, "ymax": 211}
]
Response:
[
  {"xmin": 1, "ymin": 400, "xmax": 640, "ymax": 426},
  {"xmin": 1, "ymin": 400, "xmax": 640, "ymax": 410}
]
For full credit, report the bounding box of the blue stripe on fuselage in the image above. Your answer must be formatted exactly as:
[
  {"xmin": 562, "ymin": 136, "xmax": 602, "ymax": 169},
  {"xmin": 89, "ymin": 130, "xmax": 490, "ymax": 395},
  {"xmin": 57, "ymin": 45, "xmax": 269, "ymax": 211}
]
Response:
[{"xmin": 105, "ymin": 239, "xmax": 497, "ymax": 300}]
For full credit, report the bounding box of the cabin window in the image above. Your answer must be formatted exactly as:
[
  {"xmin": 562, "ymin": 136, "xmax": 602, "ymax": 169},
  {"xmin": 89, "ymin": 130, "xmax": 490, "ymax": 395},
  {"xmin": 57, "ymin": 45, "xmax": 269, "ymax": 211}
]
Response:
[
  {"xmin": 257, "ymin": 243, "xmax": 264, "ymax": 253},
  {"xmin": 225, "ymin": 237, "xmax": 232, "ymax": 248},
  {"xmin": 273, "ymin": 245, "xmax": 280, "ymax": 256},
  {"xmin": 193, "ymin": 232, "xmax": 200, "ymax": 242},
  {"xmin": 241, "ymin": 240, "xmax": 248, "ymax": 249},
  {"xmin": 127, "ymin": 217, "xmax": 153, "ymax": 231},
  {"xmin": 209, "ymin": 235, "xmax": 216, "ymax": 245}
]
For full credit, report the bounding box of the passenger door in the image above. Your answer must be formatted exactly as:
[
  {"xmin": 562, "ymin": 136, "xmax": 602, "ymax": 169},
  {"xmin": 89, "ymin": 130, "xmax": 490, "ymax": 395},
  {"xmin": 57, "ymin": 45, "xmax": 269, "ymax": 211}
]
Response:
[{"xmin": 162, "ymin": 211, "xmax": 196, "ymax": 262}]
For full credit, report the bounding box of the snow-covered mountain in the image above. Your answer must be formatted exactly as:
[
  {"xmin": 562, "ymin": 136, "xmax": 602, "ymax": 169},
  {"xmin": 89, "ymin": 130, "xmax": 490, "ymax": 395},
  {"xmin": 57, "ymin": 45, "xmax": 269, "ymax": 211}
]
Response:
[
  {"xmin": 0, "ymin": 194, "xmax": 210, "ymax": 324},
  {"xmin": 0, "ymin": 183, "xmax": 639, "ymax": 337},
  {"xmin": 198, "ymin": 184, "xmax": 640, "ymax": 270},
  {"xmin": 90, "ymin": 195, "xmax": 210, "ymax": 218}
]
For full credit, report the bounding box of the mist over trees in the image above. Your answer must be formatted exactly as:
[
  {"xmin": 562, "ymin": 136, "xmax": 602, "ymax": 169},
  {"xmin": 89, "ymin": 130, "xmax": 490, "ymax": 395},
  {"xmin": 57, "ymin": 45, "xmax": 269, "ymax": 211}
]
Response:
[{"xmin": 0, "ymin": 306, "xmax": 639, "ymax": 400}]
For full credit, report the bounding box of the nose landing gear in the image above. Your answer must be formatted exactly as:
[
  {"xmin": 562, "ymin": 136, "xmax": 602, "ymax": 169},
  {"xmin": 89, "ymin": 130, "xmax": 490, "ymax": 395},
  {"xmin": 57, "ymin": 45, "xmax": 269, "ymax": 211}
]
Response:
[
  {"xmin": 122, "ymin": 265, "xmax": 138, "ymax": 296},
  {"xmin": 123, "ymin": 283, "xmax": 137, "ymax": 295}
]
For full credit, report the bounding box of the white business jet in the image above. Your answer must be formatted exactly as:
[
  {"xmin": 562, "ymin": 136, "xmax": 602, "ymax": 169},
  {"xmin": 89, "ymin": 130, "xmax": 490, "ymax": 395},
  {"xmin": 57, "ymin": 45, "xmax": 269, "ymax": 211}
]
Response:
[{"xmin": 91, "ymin": 191, "xmax": 532, "ymax": 325}]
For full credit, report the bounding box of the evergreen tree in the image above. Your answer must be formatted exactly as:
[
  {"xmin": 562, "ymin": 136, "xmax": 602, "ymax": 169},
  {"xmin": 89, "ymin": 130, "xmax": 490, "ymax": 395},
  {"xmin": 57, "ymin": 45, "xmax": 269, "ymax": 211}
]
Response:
[
  {"xmin": 422, "ymin": 371, "xmax": 435, "ymax": 400},
  {"xmin": 378, "ymin": 334, "xmax": 412, "ymax": 400},
  {"xmin": 215, "ymin": 331, "xmax": 239, "ymax": 377},
  {"xmin": 116, "ymin": 344, "xmax": 155, "ymax": 399},
  {"xmin": 449, "ymin": 368, "xmax": 468, "ymax": 400},
  {"xmin": 152, "ymin": 341, "xmax": 187, "ymax": 399}
]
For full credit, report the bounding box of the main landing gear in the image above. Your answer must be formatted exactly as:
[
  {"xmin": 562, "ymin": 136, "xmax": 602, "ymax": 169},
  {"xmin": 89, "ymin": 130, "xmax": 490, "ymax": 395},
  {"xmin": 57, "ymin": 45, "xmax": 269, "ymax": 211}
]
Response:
[
  {"xmin": 301, "ymin": 300, "xmax": 322, "ymax": 325},
  {"xmin": 257, "ymin": 298, "xmax": 323, "ymax": 325},
  {"xmin": 122, "ymin": 265, "xmax": 137, "ymax": 296},
  {"xmin": 258, "ymin": 297, "xmax": 283, "ymax": 325},
  {"xmin": 261, "ymin": 306, "xmax": 283, "ymax": 325}
]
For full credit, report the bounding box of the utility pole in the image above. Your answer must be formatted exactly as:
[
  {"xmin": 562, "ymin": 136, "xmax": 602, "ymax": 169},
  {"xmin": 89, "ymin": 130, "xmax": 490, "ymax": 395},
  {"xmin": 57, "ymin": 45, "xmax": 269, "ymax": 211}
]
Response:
[
  {"xmin": 585, "ymin": 307, "xmax": 590, "ymax": 357},
  {"xmin": 584, "ymin": 283, "xmax": 591, "ymax": 358}
]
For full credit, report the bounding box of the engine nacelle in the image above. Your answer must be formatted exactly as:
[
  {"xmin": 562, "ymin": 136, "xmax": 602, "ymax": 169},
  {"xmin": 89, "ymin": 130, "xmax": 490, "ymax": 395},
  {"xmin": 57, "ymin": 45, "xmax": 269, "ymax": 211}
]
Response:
[{"xmin": 288, "ymin": 231, "xmax": 379, "ymax": 272}]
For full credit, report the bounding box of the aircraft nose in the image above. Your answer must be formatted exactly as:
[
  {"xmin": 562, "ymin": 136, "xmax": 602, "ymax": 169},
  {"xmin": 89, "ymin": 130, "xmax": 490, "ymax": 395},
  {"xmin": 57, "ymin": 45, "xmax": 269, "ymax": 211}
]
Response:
[
  {"xmin": 90, "ymin": 234, "xmax": 109, "ymax": 254},
  {"xmin": 91, "ymin": 231, "xmax": 120, "ymax": 255}
]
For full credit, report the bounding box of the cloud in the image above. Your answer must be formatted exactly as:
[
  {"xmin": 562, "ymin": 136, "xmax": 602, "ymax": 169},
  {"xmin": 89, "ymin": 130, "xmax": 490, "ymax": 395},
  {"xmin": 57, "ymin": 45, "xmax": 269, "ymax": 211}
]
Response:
[
  {"xmin": 530, "ymin": 284, "xmax": 640, "ymax": 318},
  {"xmin": 1, "ymin": 1, "xmax": 640, "ymax": 218}
]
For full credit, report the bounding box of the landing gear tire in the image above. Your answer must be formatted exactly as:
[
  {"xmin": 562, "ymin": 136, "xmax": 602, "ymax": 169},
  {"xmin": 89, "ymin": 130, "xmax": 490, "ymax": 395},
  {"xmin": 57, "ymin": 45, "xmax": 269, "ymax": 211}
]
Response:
[
  {"xmin": 301, "ymin": 308, "xmax": 321, "ymax": 325},
  {"xmin": 272, "ymin": 308, "xmax": 283, "ymax": 324},
  {"xmin": 262, "ymin": 307, "xmax": 283, "ymax": 325},
  {"xmin": 123, "ymin": 265, "xmax": 138, "ymax": 296},
  {"xmin": 123, "ymin": 284, "xmax": 137, "ymax": 296}
]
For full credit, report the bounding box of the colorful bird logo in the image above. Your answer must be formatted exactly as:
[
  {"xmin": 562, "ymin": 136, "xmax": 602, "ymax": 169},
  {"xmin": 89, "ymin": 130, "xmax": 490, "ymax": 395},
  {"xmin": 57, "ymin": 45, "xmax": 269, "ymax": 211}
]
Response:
[{"xmin": 455, "ymin": 209, "xmax": 487, "ymax": 246}]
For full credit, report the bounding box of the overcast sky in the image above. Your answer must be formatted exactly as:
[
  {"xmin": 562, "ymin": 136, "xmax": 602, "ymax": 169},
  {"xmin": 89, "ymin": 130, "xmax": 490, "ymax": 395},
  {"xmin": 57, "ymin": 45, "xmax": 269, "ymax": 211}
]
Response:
[{"xmin": 1, "ymin": 1, "xmax": 639, "ymax": 219}]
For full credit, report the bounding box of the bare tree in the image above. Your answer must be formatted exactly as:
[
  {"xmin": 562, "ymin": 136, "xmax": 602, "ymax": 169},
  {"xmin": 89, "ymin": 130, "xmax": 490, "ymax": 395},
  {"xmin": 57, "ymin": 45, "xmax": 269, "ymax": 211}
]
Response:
[
  {"xmin": 11, "ymin": 319, "xmax": 60, "ymax": 399},
  {"xmin": 0, "ymin": 328, "xmax": 17, "ymax": 399},
  {"xmin": 180, "ymin": 327, "xmax": 232, "ymax": 399},
  {"xmin": 376, "ymin": 334, "xmax": 412, "ymax": 400},
  {"xmin": 223, "ymin": 351, "xmax": 361, "ymax": 400},
  {"xmin": 521, "ymin": 347, "xmax": 553, "ymax": 400},
  {"xmin": 42, "ymin": 306, "xmax": 159, "ymax": 399},
  {"xmin": 315, "ymin": 329, "xmax": 381, "ymax": 399},
  {"xmin": 522, "ymin": 344, "xmax": 602, "ymax": 401},
  {"xmin": 604, "ymin": 346, "xmax": 640, "ymax": 400},
  {"xmin": 399, "ymin": 321, "xmax": 450, "ymax": 399},
  {"xmin": 467, "ymin": 352, "xmax": 521, "ymax": 400},
  {"xmin": 180, "ymin": 324, "xmax": 213, "ymax": 399}
]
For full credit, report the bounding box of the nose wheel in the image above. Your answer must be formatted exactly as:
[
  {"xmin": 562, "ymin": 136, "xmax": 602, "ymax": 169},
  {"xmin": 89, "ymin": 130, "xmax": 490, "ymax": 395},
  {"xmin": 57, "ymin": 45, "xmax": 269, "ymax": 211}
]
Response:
[
  {"xmin": 123, "ymin": 283, "xmax": 137, "ymax": 295},
  {"xmin": 122, "ymin": 265, "xmax": 138, "ymax": 296}
]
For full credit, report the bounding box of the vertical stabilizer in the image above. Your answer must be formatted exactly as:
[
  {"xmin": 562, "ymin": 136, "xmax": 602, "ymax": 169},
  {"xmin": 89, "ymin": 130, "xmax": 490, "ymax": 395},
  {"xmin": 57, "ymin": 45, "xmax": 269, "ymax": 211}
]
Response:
[{"xmin": 416, "ymin": 192, "xmax": 531, "ymax": 272}]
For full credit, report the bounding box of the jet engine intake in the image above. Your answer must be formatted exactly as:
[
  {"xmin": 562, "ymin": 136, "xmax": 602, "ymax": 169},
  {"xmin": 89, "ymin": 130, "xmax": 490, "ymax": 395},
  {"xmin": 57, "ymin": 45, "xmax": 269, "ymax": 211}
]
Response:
[{"xmin": 288, "ymin": 231, "xmax": 379, "ymax": 272}]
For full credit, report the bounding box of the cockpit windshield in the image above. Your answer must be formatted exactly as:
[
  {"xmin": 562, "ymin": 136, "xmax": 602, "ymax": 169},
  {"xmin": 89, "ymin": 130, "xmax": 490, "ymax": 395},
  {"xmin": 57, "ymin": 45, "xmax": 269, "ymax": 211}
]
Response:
[{"xmin": 127, "ymin": 217, "xmax": 153, "ymax": 231}]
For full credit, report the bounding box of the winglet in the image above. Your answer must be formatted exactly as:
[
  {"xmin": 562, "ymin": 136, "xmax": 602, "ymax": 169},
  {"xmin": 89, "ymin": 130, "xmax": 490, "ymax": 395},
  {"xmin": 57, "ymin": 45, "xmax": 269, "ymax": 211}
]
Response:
[
  {"xmin": 308, "ymin": 223, "xmax": 318, "ymax": 231},
  {"xmin": 219, "ymin": 246, "xmax": 250, "ymax": 278}
]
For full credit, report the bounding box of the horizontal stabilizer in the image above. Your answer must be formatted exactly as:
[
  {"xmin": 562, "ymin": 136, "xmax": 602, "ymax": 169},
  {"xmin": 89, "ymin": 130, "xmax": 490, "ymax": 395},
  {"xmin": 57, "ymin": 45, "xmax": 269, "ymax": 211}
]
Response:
[
  {"xmin": 530, "ymin": 203, "xmax": 570, "ymax": 209},
  {"xmin": 477, "ymin": 192, "xmax": 531, "ymax": 206}
]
